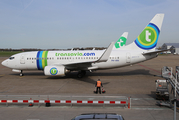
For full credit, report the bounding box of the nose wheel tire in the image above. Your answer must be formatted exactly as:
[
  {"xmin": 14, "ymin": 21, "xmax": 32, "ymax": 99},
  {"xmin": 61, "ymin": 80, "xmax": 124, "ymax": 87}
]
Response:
[
  {"xmin": 20, "ymin": 73, "xmax": 24, "ymax": 76},
  {"xmin": 20, "ymin": 70, "xmax": 24, "ymax": 76}
]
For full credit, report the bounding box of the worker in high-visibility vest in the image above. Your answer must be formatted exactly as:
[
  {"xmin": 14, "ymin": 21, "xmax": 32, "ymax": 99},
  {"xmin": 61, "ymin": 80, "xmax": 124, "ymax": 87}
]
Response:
[{"xmin": 95, "ymin": 79, "xmax": 103, "ymax": 94}]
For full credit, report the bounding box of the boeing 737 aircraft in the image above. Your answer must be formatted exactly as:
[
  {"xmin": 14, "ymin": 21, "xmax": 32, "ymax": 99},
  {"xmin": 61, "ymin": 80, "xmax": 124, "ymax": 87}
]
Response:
[{"xmin": 2, "ymin": 14, "xmax": 164, "ymax": 78}]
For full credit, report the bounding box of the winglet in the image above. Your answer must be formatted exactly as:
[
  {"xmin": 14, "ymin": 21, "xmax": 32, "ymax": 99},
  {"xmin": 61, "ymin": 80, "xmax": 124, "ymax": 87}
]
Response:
[
  {"xmin": 113, "ymin": 32, "xmax": 128, "ymax": 50},
  {"xmin": 97, "ymin": 42, "xmax": 115, "ymax": 62}
]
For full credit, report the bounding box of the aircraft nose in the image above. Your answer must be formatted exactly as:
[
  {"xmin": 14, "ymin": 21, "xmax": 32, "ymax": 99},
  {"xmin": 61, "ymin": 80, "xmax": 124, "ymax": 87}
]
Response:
[{"xmin": 1, "ymin": 60, "xmax": 7, "ymax": 67}]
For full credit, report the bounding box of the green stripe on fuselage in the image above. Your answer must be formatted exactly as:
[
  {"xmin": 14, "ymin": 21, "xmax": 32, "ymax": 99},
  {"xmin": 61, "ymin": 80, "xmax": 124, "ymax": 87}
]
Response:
[{"xmin": 42, "ymin": 51, "xmax": 48, "ymax": 69}]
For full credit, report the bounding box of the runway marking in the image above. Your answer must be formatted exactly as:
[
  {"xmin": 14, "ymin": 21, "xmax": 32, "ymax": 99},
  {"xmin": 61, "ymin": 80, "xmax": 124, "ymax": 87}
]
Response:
[{"xmin": 137, "ymin": 63, "xmax": 161, "ymax": 74}]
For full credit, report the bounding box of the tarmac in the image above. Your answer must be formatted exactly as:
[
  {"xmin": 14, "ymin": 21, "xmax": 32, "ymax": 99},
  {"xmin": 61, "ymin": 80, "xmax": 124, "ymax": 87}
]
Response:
[{"xmin": 0, "ymin": 55, "xmax": 179, "ymax": 120}]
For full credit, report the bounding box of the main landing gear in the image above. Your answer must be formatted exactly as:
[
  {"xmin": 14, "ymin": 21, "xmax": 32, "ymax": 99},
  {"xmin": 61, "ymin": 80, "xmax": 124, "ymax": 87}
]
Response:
[
  {"xmin": 20, "ymin": 70, "xmax": 24, "ymax": 76},
  {"xmin": 77, "ymin": 70, "xmax": 86, "ymax": 78}
]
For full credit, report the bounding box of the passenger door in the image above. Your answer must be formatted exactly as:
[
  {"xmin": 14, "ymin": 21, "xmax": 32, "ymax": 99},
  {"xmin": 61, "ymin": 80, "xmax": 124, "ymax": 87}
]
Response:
[
  {"xmin": 126, "ymin": 53, "xmax": 131, "ymax": 63},
  {"xmin": 20, "ymin": 55, "xmax": 25, "ymax": 64}
]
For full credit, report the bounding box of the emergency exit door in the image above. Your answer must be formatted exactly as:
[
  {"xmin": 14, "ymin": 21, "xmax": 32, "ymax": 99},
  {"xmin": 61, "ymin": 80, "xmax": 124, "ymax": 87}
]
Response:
[{"xmin": 126, "ymin": 53, "xmax": 131, "ymax": 63}]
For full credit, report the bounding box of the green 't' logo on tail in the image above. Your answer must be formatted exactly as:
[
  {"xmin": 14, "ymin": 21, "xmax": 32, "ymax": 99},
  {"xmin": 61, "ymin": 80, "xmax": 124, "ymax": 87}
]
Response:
[{"xmin": 114, "ymin": 36, "xmax": 127, "ymax": 48}]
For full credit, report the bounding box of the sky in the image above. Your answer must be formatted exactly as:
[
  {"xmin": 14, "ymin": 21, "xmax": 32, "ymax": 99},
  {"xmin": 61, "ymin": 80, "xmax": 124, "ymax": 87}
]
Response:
[{"xmin": 0, "ymin": 0, "xmax": 179, "ymax": 49}]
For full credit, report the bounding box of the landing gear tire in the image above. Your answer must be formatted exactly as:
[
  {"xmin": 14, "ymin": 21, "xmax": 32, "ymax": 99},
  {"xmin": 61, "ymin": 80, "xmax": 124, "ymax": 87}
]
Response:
[
  {"xmin": 20, "ymin": 70, "xmax": 24, "ymax": 76},
  {"xmin": 20, "ymin": 73, "xmax": 24, "ymax": 76},
  {"xmin": 77, "ymin": 73, "xmax": 83, "ymax": 78},
  {"xmin": 77, "ymin": 70, "xmax": 86, "ymax": 78}
]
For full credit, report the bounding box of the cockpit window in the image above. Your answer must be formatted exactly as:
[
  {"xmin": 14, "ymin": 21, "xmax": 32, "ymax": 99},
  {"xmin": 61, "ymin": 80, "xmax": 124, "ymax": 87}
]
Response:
[{"xmin": 9, "ymin": 57, "xmax": 15, "ymax": 60}]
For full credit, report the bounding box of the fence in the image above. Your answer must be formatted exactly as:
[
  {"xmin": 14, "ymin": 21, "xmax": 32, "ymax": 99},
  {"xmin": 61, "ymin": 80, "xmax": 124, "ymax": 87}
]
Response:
[{"xmin": 0, "ymin": 95, "xmax": 129, "ymax": 108}]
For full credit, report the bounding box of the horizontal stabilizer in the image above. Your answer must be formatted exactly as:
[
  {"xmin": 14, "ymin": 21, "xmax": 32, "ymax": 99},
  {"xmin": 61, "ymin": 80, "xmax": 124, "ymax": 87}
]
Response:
[{"xmin": 142, "ymin": 49, "xmax": 171, "ymax": 55}]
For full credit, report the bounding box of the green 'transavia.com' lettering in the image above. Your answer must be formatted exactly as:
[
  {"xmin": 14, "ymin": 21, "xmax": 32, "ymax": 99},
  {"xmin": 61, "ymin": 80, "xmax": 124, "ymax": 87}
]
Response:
[{"xmin": 55, "ymin": 52, "xmax": 95, "ymax": 56}]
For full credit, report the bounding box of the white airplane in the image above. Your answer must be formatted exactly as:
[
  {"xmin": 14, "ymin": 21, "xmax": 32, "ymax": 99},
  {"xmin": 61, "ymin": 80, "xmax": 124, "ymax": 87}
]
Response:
[
  {"xmin": 0, "ymin": 32, "xmax": 127, "ymax": 77},
  {"xmin": 2, "ymin": 14, "xmax": 164, "ymax": 78}
]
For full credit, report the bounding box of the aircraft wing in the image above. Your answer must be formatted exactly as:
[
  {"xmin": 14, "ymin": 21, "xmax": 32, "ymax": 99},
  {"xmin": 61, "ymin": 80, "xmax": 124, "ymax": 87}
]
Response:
[
  {"xmin": 142, "ymin": 49, "xmax": 171, "ymax": 55},
  {"xmin": 53, "ymin": 42, "xmax": 115, "ymax": 68}
]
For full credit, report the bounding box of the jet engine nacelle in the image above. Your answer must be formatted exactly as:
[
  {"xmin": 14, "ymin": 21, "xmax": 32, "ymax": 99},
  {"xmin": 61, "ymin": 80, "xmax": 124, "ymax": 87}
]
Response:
[{"xmin": 44, "ymin": 66, "xmax": 68, "ymax": 76}]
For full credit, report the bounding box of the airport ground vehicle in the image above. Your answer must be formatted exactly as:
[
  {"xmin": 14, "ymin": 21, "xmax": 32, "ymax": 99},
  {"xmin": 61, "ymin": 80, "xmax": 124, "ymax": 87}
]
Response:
[
  {"xmin": 155, "ymin": 79, "xmax": 169, "ymax": 100},
  {"xmin": 71, "ymin": 113, "xmax": 124, "ymax": 120}
]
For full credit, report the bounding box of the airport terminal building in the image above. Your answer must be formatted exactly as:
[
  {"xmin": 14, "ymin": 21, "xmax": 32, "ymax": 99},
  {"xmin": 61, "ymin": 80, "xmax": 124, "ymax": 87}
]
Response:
[{"xmin": 161, "ymin": 43, "xmax": 179, "ymax": 54}]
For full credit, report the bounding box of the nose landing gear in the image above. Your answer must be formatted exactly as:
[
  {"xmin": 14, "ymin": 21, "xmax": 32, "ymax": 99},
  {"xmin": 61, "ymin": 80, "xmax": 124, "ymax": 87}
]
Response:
[{"xmin": 20, "ymin": 70, "xmax": 24, "ymax": 76}]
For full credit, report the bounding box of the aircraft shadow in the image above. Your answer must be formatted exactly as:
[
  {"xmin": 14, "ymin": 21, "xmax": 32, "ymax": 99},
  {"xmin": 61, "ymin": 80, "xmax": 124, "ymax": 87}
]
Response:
[
  {"xmin": 47, "ymin": 69, "xmax": 153, "ymax": 84},
  {"xmin": 10, "ymin": 72, "xmax": 44, "ymax": 76},
  {"xmin": 10, "ymin": 69, "xmax": 154, "ymax": 77},
  {"xmin": 86, "ymin": 69, "xmax": 154, "ymax": 77},
  {"xmin": 10, "ymin": 69, "xmax": 155, "ymax": 86},
  {"xmin": 46, "ymin": 72, "xmax": 109, "ymax": 85}
]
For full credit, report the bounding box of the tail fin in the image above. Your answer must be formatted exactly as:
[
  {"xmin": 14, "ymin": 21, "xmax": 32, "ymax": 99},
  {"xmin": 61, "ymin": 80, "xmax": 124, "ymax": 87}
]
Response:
[
  {"xmin": 113, "ymin": 32, "xmax": 128, "ymax": 50},
  {"xmin": 127, "ymin": 14, "xmax": 164, "ymax": 50}
]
